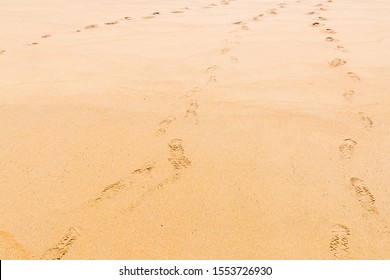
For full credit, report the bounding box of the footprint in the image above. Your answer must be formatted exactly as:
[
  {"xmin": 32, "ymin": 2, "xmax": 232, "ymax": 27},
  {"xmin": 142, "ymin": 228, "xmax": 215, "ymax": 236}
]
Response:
[
  {"xmin": 0, "ymin": 230, "xmax": 32, "ymax": 259},
  {"xmin": 132, "ymin": 162, "xmax": 156, "ymax": 175},
  {"xmin": 306, "ymin": 11, "xmax": 317, "ymax": 15},
  {"xmin": 206, "ymin": 65, "xmax": 220, "ymax": 73},
  {"xmin": 156, "ymin": 116, "xmax": 176, "ymax": 135},
  {"xmin": 350, "ymin": 178, "xmax": 378, "ymax": 214},
  {"xmin": 358, "ymin": 112, "xmax": 373, "ymax": 128},
  {"xmin": 325, "ymin": 36, "xmax": 338, "ymax": 42},
  {"xmin": 41, "ymin": 227, "xmax": 81, "ymax": 260},
  {"xmin": 185, "ymin": 100, "xmax": 199, "ymax": 124},
  {"xmin": 124, "ymin": 16, "xmax": 132, "ymax": 20},
  {"xmin": 329, "ymin": 58, "xmax": 347, "ymax": 67},
  {"xmin": 28, "ymin": 42, "xmax": 38, "ymax": 46},
  {"xmin": 311, "ymin": 22, "xmax": 322, "ymax": 27},
  {"xmin": 153, "ymin": 12, "xmax": 160, "ymax": 15},
  {"xmin": 41, "ymin": 34, "xmax": 51, "ymax": 39},
  {"xmin": 171, "ymin": 10, "xmax": 184, "ymax": 13},
  {"xmin": 347, "ymin": 72, "xmax": 360, "ymax": 81},
  {"xmin": 75, "ymin": 30, "xmax": 81, "ymax": 33},
  {"xmin": 142, "ymin": 15, "xmax": 155, "ymax": 19},
  {"xmin": 329, "ymin": 224, "xmax": 351, "ymax": 259},
  {"xmin": 104, "ymin": 21, "xmax": 118, "ymax": 25},
  {"xmin": 230, "ymin": 56, "xmax": 239, "ymax": 63},
  {"xmin": 316, "ymin": 16, "xmax": 327, "ymax": 21},
  {"xmin": 252, "ymin": 14, "xmax": 264, "ymax": 21},
  {"xmin": 208, "ymin": 76, "xmax": 217, "ymax": 83},
  {"xmin": 241, "ymin": 25, "xmax": 249, "ymax": 30},
  {"xmin": 321, "ymin": 28, "xmax": 336, "ymax": 34},
  {"xmin": 339, "ymin": 138, "xmax": 357, "ymax": 159},
  {"xmin": 221, "ymin": 47, "xmax": 230, "ymax": 54},
  {"xmin": 0, "ymin": 50, "xmax": 5, "ymax": 55},
  {"xmin": 335, "ymin": 45, "xmax": 349, "ymax": 52},
  {"xmin": 343, "ymin": 90, "xmax": 355, "ymax": 101},
  {"xmin": 233, "ymin": 21, "xmax": 246, "ymax": 25},
  {"xmin": 168, "ymin": 139, "xmax": 191, "ymax": 170},
  {"xmin": 268, "ymin": 9, "xmax": 278, "ymax": 15},
  {"xmin": 84, "ymin": 24, "xmax": 98, "ymax": 29}
]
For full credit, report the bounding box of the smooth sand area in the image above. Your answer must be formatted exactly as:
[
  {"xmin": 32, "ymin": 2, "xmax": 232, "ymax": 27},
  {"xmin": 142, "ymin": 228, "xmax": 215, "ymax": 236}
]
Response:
[{"xmin": 1, "ymin": 0, "xmax": 390, "ymax": 259}]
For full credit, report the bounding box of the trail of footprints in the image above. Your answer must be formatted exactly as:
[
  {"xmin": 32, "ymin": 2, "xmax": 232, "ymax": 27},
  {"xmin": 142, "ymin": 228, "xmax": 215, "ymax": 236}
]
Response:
[{"xmin": 307, "ymin": 0, "xmax": 381, "ymax": 258}]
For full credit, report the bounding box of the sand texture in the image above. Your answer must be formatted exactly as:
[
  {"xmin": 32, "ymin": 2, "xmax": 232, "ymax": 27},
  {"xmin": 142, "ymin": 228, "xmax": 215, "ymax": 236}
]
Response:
[{"xmin": 1, "ymin": 0, "xmax": 390, "ymax": 259}]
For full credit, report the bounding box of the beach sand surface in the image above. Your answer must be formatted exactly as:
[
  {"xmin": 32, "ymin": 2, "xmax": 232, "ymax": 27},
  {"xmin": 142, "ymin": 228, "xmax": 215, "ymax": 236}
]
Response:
[{"xmin": 1, "ymin": 0, "xmax": 390, "ymax": 259}]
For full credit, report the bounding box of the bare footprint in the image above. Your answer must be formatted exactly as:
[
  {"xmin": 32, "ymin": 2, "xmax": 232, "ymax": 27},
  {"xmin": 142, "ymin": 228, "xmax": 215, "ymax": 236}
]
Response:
[
  {"xmin": 233, "ymin": 21, "xmax": 246, "ymax": 25},
  {"xmin": 41, "ymin": 34, "xmax": 51, "ymax": 39},
  {"xmin": 330, "ymin": 224, "xmax": 351, "ymax": 259},
  {"xmin": 41, "ymin": 227, "xmax": 81, "ymax": 260},
  {"xmin": 350, "ymin": 178, "xmax": 378, "ymax": 214},
  {"xmin": 241, "ymin": 25, "xmax": 249, "ymax": 30},
  {"xmin": 124, "ymin": 16, "xmax": 132, "ymax": 20},
  {"xmin": 252, "ymin": 14, "xmax": 264, "ymax": 21},
  {"xmin": 347, "ymin": 72, "xmax": 360, "ymax": 81},
  {"xmin": 339, "ymin": 138, "xmax": 357, "ymax": 159},
  {"xmin": 343, "ymin": 90, "xmax": 355, "ymax": 101},
  {"xmin": 28, "ymin": 42, "xmax": 38, "ymax": 46},
  {"xmin": 312, "ymin": 22, "xmax": 322, "ymax": 27},
  {"xmin": 358, "ymin": 112, "xmax": 373, "ymax": 128},
  {"xmin": 132, "ymin": 162, "xmax": 156, "ymax": 175},
  {"xmin": 268, "ymin": 9, "xmax": 278, "ymax": 15},
  {"xmin": 208, "ymin": 76, "xmax": 217, "ymax": 83},
  {"xmin": 316, "ymin": 16, "xmax": 327, "ymax": 21},
  {"xmin": 306, "ymin": 11, "xmax": 317, "ymax": 15},
  {"xmin": 329, "ymin": 58, "xmax": 347, "ymax": 67}
]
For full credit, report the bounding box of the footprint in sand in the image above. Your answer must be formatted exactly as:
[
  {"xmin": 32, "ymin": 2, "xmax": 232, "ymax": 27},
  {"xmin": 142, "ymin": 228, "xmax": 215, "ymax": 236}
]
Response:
[
  {"xmin": 143, "ymin": 15, "xmax": 156, "ymax": 19},
  {"xmin": 317, "ymin": 7, "xmax": 328, "ymax": 11},
  {"xmin": 41, "ymin": 34, "xmax": 51, "ymax": 39},
  {"xmin": 268, "ymin": 9, "xmax": 278, "ymax": 15},
  {"xmin": 335, "ymin": 45, "xmax": 349, "ymax": 52},
  {"xmin": 253, "ymin": 14, "xmax": 264, "ymax": 21},
  {"xmin": 208, "ymin": 76, "xmax": 217, "ymax": 84},
  {"xmin": 221, "ymin": 47, "xmax": 231, "ymax": 54},
  {"xmin": 358, "ymin": 112, "xmax": 373, "ymax": 128},
  {"xmin": 41, "ymin": 227, "xmax": 81, "ymax": 260},
  {"xmin": 171, "ymin": 10, "xmax": 184, "ymax": 13},
  {"xmin": 84, "ymin": 24, "xmax": 98, "ymax": 29},
  {"xmin": 156, "ymin": 116, "xmax": 176, "ymax": 135},
  {"xmin": 185, "ymin": 100, "xmax": 199, "ymax": 124},
  {"xmin": 311, "ymin": 22, "xmax": 323, "ymax": 27},
  {"xmin": 329, "ymin": 58, "xmax": 347, "ymax": 67},
  {"xmin": 316, "ymin": 16, "xmax": 327, "ymax": 21},
  {"xmin": 104, "ymin": 21, "xmax": 118, "ymax": 25},
  {"xmin": 28, "ymin": 42, "xmax": 38, "ymax": 46},
  {"xmin": 350, "ymin": 177, "xmax": 378, "ymax": 214},
  {"xmin": 306, "ymin": 11, "xmax": 317, "ymax": 15},
  {"xmin": 206, "ymin": 65, "xmax": 220, "ymax": 73},
  {"xmin": 241, "ymin": 25, "xmax": 249, "ymax": 30},
  {"xmin": 168, "ymin": 139, "xmax": 191, "ymax": 170},
  {"xmin": 124, "ymin": 16, "xmax": 132, "ymax": 20},
  {"xmin": 0, "ymin": 230, "xmax": 33, "ymax": 259},
  {"xmin": 230, "ymin": 56, "xmax": 239, "ymax": 63},
  {"xmin": 233, "ymin": 21, "xmax": 247, "ymax": 25},
  {"xmin": 325, "ymin": 36, "xmax": 338, "ymax": 42},
  {"xmin": 0, "ymin": 50, "xmax": 5, "ymax": 55},
  {"xmin": 329, "ymin": 224, "xmax": 351, "ymax": 259},
  {"xmin": 339, "ymin": 138, "xmax": 357, "ymax": 159},
  {"xmin": 132, "ymin": 162, "xmax": 156, "ymax": 175},
  {"xmin": 321, "ymin": 28, "xmax": 336, "ymax": 34},
  {"xmin": 347, "ymin": 72, "xmax": 360, "ymax": 81},
  {"xmin": 342, "ymin": 90, "xmax": 355, "ymax": 101}
]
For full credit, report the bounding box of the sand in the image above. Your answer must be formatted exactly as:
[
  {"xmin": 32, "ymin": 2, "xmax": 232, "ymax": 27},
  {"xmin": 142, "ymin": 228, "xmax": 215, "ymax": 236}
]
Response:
[{"xmin": 1, "ymin": 0, "xmax": 390, "ymax": 260}]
